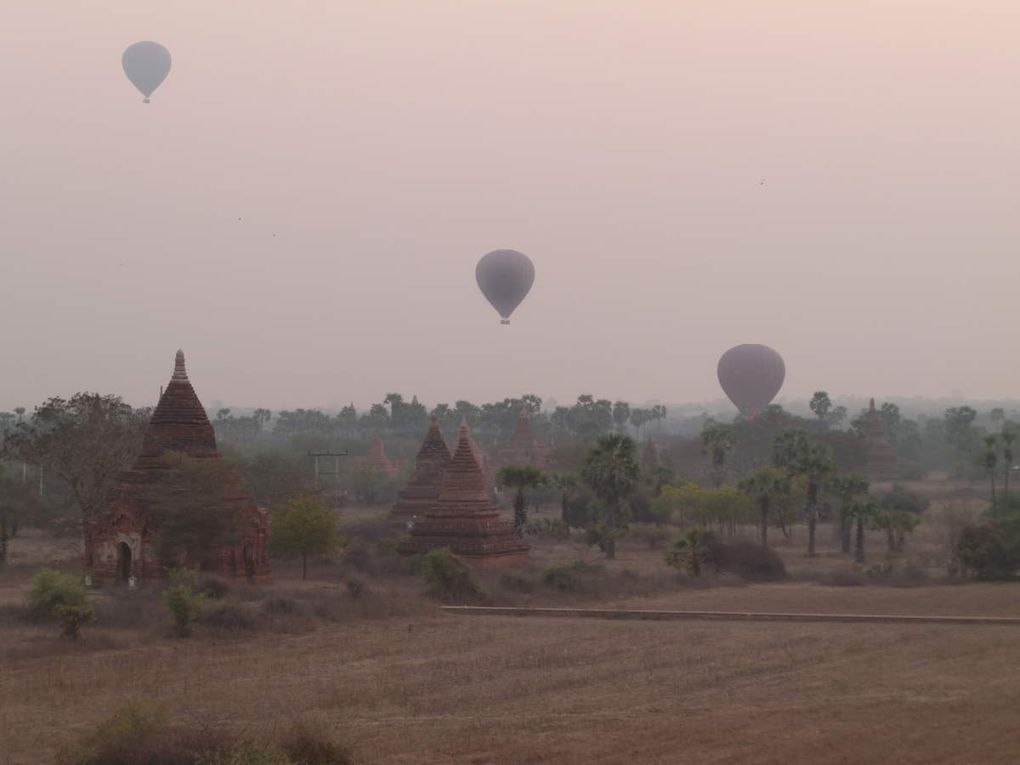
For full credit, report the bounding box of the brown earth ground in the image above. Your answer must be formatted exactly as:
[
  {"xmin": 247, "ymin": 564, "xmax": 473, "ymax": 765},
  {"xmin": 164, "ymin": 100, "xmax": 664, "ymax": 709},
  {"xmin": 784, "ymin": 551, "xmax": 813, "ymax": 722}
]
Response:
[{"xmin": 1, "ymin": 491, "xmax": 1018, "ymax": 765}]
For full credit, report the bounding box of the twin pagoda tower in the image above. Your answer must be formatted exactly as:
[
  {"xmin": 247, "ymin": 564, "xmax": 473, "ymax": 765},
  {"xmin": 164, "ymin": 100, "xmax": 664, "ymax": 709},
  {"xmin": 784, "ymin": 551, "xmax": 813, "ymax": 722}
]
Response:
[{"xmin": 395, "ymin": 418, "xmax": 529, "ymax": 568}]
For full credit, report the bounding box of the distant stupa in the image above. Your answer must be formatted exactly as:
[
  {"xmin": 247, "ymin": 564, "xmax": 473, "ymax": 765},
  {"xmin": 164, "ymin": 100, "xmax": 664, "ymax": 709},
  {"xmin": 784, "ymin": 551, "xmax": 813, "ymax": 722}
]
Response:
[{"xmin": 493, "ymin": 407, "xmax": 549, "ymax": 469}]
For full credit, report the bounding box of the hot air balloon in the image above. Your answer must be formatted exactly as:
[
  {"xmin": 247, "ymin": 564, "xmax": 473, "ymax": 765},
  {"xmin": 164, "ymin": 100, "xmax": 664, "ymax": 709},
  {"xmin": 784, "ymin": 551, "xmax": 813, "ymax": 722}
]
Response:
[
  {"xmin": 475, "ymin": 249, "xmax": 535, "ymax": 324},
  {"xmin": 717, "ymin": 344, "xmax": 785, "ymax": 416},
  {"xmin": 122, "ymin": 42, "xmax": 172, "ymax": 103}
]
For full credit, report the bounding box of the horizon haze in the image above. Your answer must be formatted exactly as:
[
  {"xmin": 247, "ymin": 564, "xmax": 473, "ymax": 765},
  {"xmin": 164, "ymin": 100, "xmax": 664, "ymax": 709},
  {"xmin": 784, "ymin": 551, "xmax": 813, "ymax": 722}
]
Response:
[{"xmin": 2, "ymin": 1, "xmax": 1018, "ymax": 411}]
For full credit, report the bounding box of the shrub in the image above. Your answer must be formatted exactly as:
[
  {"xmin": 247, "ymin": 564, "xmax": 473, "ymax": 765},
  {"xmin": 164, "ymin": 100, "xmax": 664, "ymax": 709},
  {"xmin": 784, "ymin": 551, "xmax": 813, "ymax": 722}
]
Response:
[
  {"xmin": 197, "ymin": 576, "xmax": 230, "ymax": 599},
  {"xmin": 524, "ymin": 518, "xmax": 569, "ymax": 539},
  {"xmin": 538, "ymin": 561, "xmax": 606, "ymax": 593},
  {"xmin": 26, "ymin": 569, "xmax": 87, "ymax": 616},
  {"xmin": 278, "ymin": 720, "xmax": 355, "ymax": 764},
  {"xmin": 958, "ymin": 519, "xmax": 1020, "ymax": 580},
  {"xmin": 419, "ymin": 548, "xmax": 484, "ymax": 602},
  {"xmin": 60, "ymin": 701, "xmax": 354, "ymax": 765},
  {"xmin": 55, "ymin": 603, "xmax": 95, "ymax": 640},
  {"xmin": 59, "ymin": 700, "xmax": 169, "ymax": 765},
  {"xmin": 163, "ymin": 568, "xmax": 205, "ymax": 637},
  {"xmin": 629, "ymin": 524, "xmax": 671, "ymax": 549},
  {"xmin": 262, "ymin": 596, "xmax": 307, "ymax": 617},
  {"xmin": 666, "ymin": 528, "xmax": 720, "ymax": 577},
  {"xmin": 716, "ymin": 541, "xmax": 786, "ymax": 582},
  {"xmin": 201, "ymin": 602, "xmax": 259, "ymax": 632},
  {"xmin": 25, "ymin": 569, "xmax": 94, "ymax": 638},
  {"xmin": 499, "ymin": 573, "xmax": 536, "ymax": 593}
]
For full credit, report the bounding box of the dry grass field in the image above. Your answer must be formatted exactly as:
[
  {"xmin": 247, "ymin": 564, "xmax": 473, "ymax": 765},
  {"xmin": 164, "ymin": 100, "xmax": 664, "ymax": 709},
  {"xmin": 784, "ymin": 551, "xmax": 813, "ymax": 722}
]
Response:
[{"xmin": 2, "ymin": 498, "xmax": 1018, "ymax": 764}]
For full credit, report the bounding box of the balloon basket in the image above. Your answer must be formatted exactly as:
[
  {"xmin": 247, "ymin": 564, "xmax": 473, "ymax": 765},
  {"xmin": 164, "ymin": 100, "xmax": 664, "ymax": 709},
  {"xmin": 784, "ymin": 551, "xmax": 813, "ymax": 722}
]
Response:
[
  {"xmin": 500, "ymin": 319, "xmax": 510, "ymax": 325},
  {"xmin": 143, "ymin": 98, "xmax": 150, "ymax": 104}
]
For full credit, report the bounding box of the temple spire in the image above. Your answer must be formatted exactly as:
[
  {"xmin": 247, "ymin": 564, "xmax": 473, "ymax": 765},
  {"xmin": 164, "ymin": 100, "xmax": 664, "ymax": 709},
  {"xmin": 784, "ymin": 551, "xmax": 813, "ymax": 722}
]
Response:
[{"xmin": 172, "ymin": 349, "xmax": 188, "ymax": 382}]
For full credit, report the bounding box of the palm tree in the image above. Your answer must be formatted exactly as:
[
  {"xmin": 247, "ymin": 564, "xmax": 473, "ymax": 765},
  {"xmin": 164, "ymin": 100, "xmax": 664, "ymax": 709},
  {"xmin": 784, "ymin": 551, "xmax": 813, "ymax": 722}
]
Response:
[
  {"xmin": 984, "ymin": 435, "xmax": 998, "ymax": 516},
  {"xmin": 846, "ymin": 496, "xmax": 879, "ymax": 564},
  {"xmin": 701, "ymin": 423, "xmax": 735, "ymax": 488},
  {"xmin": 498, "ymin": 465, "xmax": 546, "ymax": 537},
  {"xmin": 1002, "ymin": 430, "xmax": 1015, "ymax": 506},
  {"xmin": 738, "ymin": 467, "xmax": 789, "ymax": 547},
  {"xmin": 773, "ymin": 430, "xmax": 834, "ymax": 557},
  {"xmin": 581, "ymin": 434, "xmax": 640, "ymax": 560},
  {"xmin": 829, "ymin": 474, "xmax": 870, "ymax": 554},
  {"xmin": 549, "ymin": 472, "xmax": 578, "ymax": 526}
]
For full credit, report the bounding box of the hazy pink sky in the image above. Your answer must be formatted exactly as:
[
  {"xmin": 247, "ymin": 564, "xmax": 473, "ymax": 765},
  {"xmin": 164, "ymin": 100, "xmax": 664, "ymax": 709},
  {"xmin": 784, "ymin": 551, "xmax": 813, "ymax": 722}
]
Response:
[{"xmin": 2, "ymin": 1, "xmax": 1017, "ymax": 411}]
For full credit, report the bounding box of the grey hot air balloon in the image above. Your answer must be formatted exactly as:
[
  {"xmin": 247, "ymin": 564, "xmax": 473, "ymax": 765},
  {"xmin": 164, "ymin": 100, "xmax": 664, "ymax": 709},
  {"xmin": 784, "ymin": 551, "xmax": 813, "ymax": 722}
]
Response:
[
  {"xmin": 475, "ymin": 249, "xmax": 535, "ymax": 325},
  {"xmin": 122, "ymin": 41, "xmax": 172, "ymax": 103},
  {"xmin": 717, "ymin": 344, "xmax": 786, "ymax": 417}
]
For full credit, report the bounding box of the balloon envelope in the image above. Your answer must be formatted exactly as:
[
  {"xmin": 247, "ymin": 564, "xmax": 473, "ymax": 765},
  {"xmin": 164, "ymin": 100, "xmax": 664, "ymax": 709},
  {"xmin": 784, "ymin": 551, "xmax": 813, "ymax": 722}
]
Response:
[
  {"xmin": 475, "ymin": 249, "xmax": 535, "ymax": 324},
  {"xmin": 122, "ymin": 41, "xmax": 171, "ymax": 101},
  {"xmin": 717, "ymin": 344, "xmax": 785, "ymax": 415}
]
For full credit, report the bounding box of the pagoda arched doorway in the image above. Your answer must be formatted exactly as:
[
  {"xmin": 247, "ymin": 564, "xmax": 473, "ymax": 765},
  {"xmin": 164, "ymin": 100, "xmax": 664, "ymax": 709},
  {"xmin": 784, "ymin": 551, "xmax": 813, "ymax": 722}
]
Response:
[
  {"xmin": 117, "ymin": 542, "xmax": 132, "ymax": 584},
  {"xmin": 243, "ymin": 543, "xmax": 255, "ymax": 580}
]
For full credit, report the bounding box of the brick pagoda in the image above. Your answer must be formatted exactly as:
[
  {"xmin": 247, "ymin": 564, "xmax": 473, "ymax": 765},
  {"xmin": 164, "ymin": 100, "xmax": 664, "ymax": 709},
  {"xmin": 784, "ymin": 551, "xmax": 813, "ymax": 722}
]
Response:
[
  {"xmin": 863, "ymin": 398, "xmax": 899, "ymax": 480},
  {"xmin": 390, "ymin": 417, "xmax": 451, "ymax": 524},
  {"xmin": 398, "ymin": 422, "xmax": 529, "ymax": 568},
  {"xmin": 360, "ymin": 435, "xmax": 399, "ymax": 478},
  {"xmin": 85, "ymin": 351, "xmax": 271, "ymax": 585},
  {"xmin": 493, "ymin": 407, "xmax": 549, "ymax": 469}
]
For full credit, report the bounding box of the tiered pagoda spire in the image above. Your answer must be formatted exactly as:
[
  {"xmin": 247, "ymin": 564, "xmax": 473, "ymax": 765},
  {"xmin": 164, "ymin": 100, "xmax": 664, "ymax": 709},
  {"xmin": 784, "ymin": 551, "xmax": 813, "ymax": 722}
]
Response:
[
  {"xmin": 391, "ymin": 417, "xmax": 452, "ymax": 523},
  {"xmin": 493, "ymin": 407, "xmax": 549, "ymax": 469},
  {"xmin": 362, "ymin": 434, "xmax": 399, "ymax": 478},
  {"xmin": 398, "ymin": 422, "xmax": 529, "ymax": 568}
]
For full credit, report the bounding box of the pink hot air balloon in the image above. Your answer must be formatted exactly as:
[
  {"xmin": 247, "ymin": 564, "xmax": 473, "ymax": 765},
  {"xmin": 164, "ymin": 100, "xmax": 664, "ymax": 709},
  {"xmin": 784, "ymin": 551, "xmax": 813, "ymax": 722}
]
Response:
[{"xmin": 717, "ymin": 344, "xmax": 785, "ymax": 416}]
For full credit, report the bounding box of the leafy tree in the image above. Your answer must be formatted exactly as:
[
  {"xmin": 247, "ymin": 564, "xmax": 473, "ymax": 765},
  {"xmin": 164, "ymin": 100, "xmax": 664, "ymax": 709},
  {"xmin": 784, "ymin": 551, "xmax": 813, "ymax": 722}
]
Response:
[
  {"xmin": 498, "ymin": 465, "xmax": 546, "ymax": 537},
  {"xmin": 581, "ymin": 434, "xmax": 640, "ymax": 559},
  {"xmin": 26, "ymin": 569, "xmax": 94, "ymax": 639},
  {"xmin": 984, "ymin": 435, "xmax": 999, "ymax": 516},
  {"xmin": 269, "ymin": 496, "xmax": 344, "ymax": 579},
  {"xmin": 144, "ymin": 453, "xmax": 239, "ymax": 567},
  {"xmin": 666, "ymin": 527, "xmax": 718, "ymax": 576},
  {"xmin": 3, "ymin": 394, "xmax": 147, "ymax": 530},
  {"xmin": 739, "ymin": 467, "xmax": 789, "ymax": 547},
  {"xmin": 549, "ymin": 473, "xmax": 579, "ymax": 526},
  {"xmin": 829, "ymin": 474, "xmax": 870, "ymax": 554},
  {"xmin": 612, "ymin": 401, "xmax": 631, "ymax": 433},
  {"xmin": 253, "ymin": 408, "xmax": 272, "ymax": 431},
  {"xmin": 163, "ymin": 568, "xmax": 204, "ymax": 637},
  {"xmin": 700, "ymin": 422, "xmax": 735, "ymax": 487},
  {"xmin": 1002, "ymin": 430, "xmax": 1015, "ymax": 504},
  {"xmin": 845, "ymin": 496, "xmax": 879, "ymax": 563},
  {"xmin": 773, "ymin": 429, "xmax": 834, "ymax": 557},
  {"xmin": 874, "ymin": 509, "xmax": 920, "ymax": 554},
  {"xmin": 957, "ymin": 518, "xmax": 1020, "ymax": 580},
  {"xmin": 629, "ymin": 408, "xmax": 654, "ymax": 440},
  {"xmin": 944, "ymin": 406, "xmax": 978, "ymax": 455},
  {"xmin": 241, "ymin": 450, "xmax": 310, "ymax": 507},
  {"xmin": 809, "ymin": 391, "xmax": 832, "ymax": 423}
]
